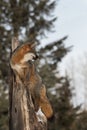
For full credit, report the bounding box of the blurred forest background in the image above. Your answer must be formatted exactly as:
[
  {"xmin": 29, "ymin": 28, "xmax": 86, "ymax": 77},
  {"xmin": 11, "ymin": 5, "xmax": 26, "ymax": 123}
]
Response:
[{"xmin": 0, "ymin": 0, "xmax": 87, "ymax": 130}]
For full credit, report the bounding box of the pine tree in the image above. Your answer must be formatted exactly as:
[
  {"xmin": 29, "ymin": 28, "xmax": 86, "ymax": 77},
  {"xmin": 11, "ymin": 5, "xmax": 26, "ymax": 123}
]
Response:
[
  {"xmin": 0, "ymin": 0, "xmax": 56, "ymax": 83},
  {"xmin": 0, "ymin": 0, "xmax": 77, "ymax": 130},
  {"xmin": 0, "ymin": 1, "xmax": 56, "ymax": 129},
  {"xmin": 39, "ymin": 36, "xmax": 70, "ymax": 89},
  {"xmin": 47, "ymin": 76, "xmax": 80, "ymax": 130},
  {"xmin": 38, "ymin": 37, "xmax": 79, "ymax": 130}
]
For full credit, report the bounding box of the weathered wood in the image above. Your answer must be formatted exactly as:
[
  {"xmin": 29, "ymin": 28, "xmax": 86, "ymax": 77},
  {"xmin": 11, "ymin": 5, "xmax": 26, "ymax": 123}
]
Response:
[{"xmin": 9, "ymin": 37, "xmax": 47, "ymax": 130}]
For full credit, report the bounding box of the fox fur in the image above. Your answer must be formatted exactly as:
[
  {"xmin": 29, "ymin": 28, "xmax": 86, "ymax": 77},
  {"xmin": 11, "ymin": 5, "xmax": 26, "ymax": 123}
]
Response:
[{"xmin": 10, "ymin": 42, "xmax": 53, "ymax": 118}]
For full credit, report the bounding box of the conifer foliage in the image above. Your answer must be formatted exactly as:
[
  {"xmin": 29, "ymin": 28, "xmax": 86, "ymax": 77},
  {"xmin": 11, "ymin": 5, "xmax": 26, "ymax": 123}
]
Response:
[
  {"xmin": 0, "ymin": 0, "xmax": 83, "ymax": 130},
  {"xmin": 48, "ymin": 77, "xmax": 79, "ymax": 130},
  {"xmin": 0, "ymin": 0, "xmax": 56, "ymax": 82},
  {"xmin": 0, "ymin": 1, "xmax": 58, "ymax": 129}
]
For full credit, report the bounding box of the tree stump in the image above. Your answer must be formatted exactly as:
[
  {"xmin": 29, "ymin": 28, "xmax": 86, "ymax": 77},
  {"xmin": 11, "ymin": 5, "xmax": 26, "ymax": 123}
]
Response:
[{"xmin": 9, "ymin": 37, "xmax": 47, "ymax": 130}]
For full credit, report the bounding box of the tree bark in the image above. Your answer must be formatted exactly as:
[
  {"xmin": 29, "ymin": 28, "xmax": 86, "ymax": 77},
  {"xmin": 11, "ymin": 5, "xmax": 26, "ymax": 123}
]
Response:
[{"xmin": 9, "ymin": 37, "xmax": 47, "ymax": 130}]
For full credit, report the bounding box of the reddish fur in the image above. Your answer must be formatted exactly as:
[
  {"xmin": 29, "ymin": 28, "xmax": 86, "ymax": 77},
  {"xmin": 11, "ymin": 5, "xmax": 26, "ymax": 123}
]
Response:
[
  {"xmin": 10, "ymin": 43, "xmax": 53, "ymax": 118},
  {"xmin": 11, "ymin": 44, "xmax": 34, "ymax": 64}
]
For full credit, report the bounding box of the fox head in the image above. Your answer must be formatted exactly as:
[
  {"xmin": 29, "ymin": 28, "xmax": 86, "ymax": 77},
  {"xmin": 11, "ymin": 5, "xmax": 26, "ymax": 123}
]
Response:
[
  {"xmin": 19, "ymin": 43, "xmax": 38, "ymax": 63},
  {"xmin": 11, "ymin": 39, "xmax": 38, "ymax": 65}
]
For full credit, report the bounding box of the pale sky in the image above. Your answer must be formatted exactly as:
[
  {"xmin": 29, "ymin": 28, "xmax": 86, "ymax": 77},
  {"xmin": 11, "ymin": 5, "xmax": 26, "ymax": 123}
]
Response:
[
  {"xmin": 42, "ymin": 0, "xmax": 87, "ymax": 61},
  {"xmin": 54, "ymin": 0, "xmax": 87, "ymax": 70},
  {"xmin": 42, "ymin": 0, "xmax": 87, "ymax": 106},
  {"xmin": 56, "ymin": 0, "xmax": 87, "ymax": 106},
  {"xmin": 56, "ymin": 0, "xmax": 87, "ymax": 58},
  {"xmin": 42, "ymin": 0, "xmax": 87, "ymax": 72}
]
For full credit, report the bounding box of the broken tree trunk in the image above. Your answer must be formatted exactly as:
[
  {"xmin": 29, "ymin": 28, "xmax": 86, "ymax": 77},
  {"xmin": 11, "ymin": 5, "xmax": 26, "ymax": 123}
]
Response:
[{"xmin": 9, "ymin": 37, "xmax": 47, "ymax": 130}]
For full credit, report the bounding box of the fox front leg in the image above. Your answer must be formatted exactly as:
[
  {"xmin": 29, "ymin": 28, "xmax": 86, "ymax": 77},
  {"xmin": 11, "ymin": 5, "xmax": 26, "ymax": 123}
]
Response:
[{"xmin": 38, "ymin": 85, "xmax": 53, "ymax": 119}]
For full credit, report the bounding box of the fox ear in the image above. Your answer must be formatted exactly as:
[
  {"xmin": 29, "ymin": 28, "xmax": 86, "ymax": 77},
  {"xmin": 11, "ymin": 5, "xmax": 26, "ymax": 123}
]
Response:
[{"xmin": 11, "ymin": 37, "xmax": 20, "ymax": 52}]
